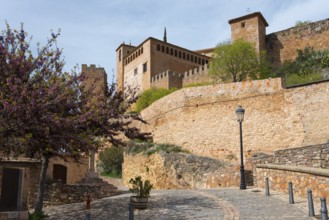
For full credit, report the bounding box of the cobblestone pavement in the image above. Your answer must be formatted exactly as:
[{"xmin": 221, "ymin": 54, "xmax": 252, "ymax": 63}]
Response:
[{"xmin": 44, "ymin": 187, "xmax": 320, "ymax": 220}]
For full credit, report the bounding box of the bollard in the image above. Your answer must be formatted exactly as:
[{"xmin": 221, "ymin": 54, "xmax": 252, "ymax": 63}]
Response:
[
  {"xmin": 85, "ymin": 212, "xmax": 91, "ymax": 220},
  {"xmin": 129, "ymin": 203, "xmax": 134, "ymax": 220},
  {"xmin": 288, "ymin": 182, "xmax": 294, "ymax": 204},
  {"xmin": 320, "ymin": 197, "xmax": 328, "ymax": 220},
  {"xmin": 86, "ymin": 195, "xmax": 91, "ymax": 209},
  {"xmin": 308, "ymin": 189, "xmax": 315, "ymax": 217},
  {"xmin": 265, "ymin": 177, "xmax": 270, "ymax": 196}
]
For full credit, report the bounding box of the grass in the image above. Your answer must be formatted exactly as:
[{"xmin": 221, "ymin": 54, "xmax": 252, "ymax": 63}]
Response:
[
  {"xmin": 127, "ymin": 140, "xmax": 189, "ymax": 156},
  {"xmin": 135, "ymin": 87, "xmax": 177, "ymax": 112},
  {"xmin": 101, "ymin": 170, "xmax": 122, "ymax": 178},
  {"xmin": 183, "ymin": 82, "xmax": 214, "ymax": 88},
  {"xmin": 285, "ymin": 72, "xmax": 324, "ymax": 87}
]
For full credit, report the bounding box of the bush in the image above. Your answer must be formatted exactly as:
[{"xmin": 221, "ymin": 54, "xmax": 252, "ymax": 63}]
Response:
[
  {"xmin": 127, "ymin": 140, "xmax": 189, "ymax": 156},
  {"xmin": 285, "ymin": 72, "xmax": 323, "ymax": 87},
  {"xmin": 29, "ymin": 211, "xmax": 48, "ymax": 220},
  {"xmin": 183, "ymin": 82, "xmax": 213, "ymax": 88},
  {"xmin": 99, "ymin": 146, "xmax": 124, "ymax": 178},
  {"xmin": 135, "ymin": 88, "xmax": 177, "ymax": 112}
]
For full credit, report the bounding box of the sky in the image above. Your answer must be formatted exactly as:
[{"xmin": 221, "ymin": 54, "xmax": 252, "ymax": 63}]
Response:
[{"xmin": 1, "ymin": 0, "xmax": 328, "ymax": 81}]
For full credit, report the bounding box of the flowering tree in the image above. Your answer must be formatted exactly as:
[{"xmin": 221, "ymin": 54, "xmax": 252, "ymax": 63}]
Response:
[{"xmin": 0, "ymin": 23, "xmax": 149, "ymax": 214}]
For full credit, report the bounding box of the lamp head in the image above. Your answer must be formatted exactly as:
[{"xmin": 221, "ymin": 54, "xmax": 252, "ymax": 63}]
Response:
[{"xmin": 235, "ymin": 106, "xmax": 245, "ymax": 123}]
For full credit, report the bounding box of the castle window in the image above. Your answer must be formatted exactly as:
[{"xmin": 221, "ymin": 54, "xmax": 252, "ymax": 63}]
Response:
[
  {"xmin": 198, "ymin": 57, "xmax": 201, "ymax": 64},
  {"xmin": 119, "ymin": 49, "xmax": 122, "ymax": 61},
  {"xmin": 162, "ymin": 45, "xmax": 165, "ymax": 52},
  {"xmin": 183, "ymin": 52, "xmax": 186, "ymax": 59},
  {"xmin": 187, "ymin": 54, "xmax": 190, "ymax": 60},
  {"xmin": 179, "ymin": 51, "xmax": 181, "ymax": 58},
  {"xmin": 175, "ymin": 50, "xmax": 177, "ymax": 57},
  {"xmin": 141, "ymin": 47, "xmax": 143, "ymax": 53},
  {"xmin": 195, "ymin": 57, "xmax": 197, "ymax": 63},
  {"xmin": 143, "ymin": 62, "xmax": 147, "ymax": 72},
  {"xmin": 134, "ymin": 68, "xmax": 138, "ymax": 75},
  {"xmin": 157, "ymin": 44, "xmax": 160, "ymax": 51},
  {"xmin": 170, "ymin": 48, "xmax": 173, "ymax": 55},
  {"xmin": 241, "ymin": 22, "xmax": 245, "ymax": 28},
  {"xmin": 166, "ymin": 47, "xmax": 169, "ymax": 54},
  {"xmin": 202, "ymin": 59, "xmax": 205, "ymax": 65},
  {"xmin": 191, "ymin": 55, "xmax": 193, "ymax": 62}
]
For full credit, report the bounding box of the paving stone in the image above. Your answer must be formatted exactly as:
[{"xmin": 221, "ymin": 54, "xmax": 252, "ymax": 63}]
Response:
[{"xmin": 44, "ymin": 187, "xmax": 319, "ymax": 220}]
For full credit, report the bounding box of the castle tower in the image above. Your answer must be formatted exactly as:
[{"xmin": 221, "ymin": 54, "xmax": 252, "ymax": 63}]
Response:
[
  {"xmin": 228, "ymin": 12, "xmax": 268, "ymax": 53},
  {"xmin": 115, "ymin": 43, "xmax": 136, "ymax": 92},
  {"xmin": 81, "ymin": 64, "xmax": 107, "ymax": 105}
]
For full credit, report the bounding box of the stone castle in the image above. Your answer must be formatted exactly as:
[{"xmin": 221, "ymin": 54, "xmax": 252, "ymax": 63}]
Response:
[{"xmin": 115, "ymin": 12, "xmax": 329, "ymax": 92}]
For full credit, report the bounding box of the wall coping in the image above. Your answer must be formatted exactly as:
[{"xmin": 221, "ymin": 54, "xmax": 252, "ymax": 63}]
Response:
[{"xmin": 256, "ymin": 164, "xmax": 329, "ymax": 177}]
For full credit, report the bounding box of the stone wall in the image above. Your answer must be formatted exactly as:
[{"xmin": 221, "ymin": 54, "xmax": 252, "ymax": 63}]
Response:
[
  {"xmin": 253, "ymin": 143, "xmax": 329, "ymax": 201},
  {"xmin": 267, "ymin": 18, "xmax": 329, "ymax": 67},
  {"xmin": 151, "ymin": 64, "xmax": 212, "ymax": 89},
  {"xmin": 42, "ymin": 180, "xmax": 119, "ymax": 207},
  {"xmin": 122, "ymin": 152, "xmax": 253, "ymax": 189},
  {"xmin": 182, "ymin": 64, "xmax": 212, "ymax": 87},
  {"xmin": 136, "ymin": 78, "xmax": 329, "ymax": 164}
]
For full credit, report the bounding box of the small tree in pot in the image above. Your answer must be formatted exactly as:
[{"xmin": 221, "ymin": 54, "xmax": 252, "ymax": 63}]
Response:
[{"xmin": 129, "ymin": 176, "xmax": 153, "ymax": 209}]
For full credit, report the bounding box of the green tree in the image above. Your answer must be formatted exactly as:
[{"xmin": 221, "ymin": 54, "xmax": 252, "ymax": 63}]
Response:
[
  {"xmin": 209, "ymin": 39, "xmax": 270, "ymax": 82},
  {"xmin": 99, "ymin": 146, "xmax": 124, "ymax": 177}
]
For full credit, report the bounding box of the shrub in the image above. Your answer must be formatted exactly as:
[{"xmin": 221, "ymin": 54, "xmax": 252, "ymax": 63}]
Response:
[
  {"xmin": 183, "ymin": 82, "xmax": 213, "ymax": 88},
  {"xmin": 99, "ymin": 146, "xmax": 124, "ymax": 178},
  {"xmin": 127, "ymin": 140, "xmax": 189, "ymax": 156},
  {"xmin": 135, "ymin": 88, "xmax": 177, "ymax": 112}
]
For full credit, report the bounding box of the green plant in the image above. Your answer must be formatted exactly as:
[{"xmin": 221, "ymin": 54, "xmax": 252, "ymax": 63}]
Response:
[
  {"xmin": 183, "ymin": 82, "xmax": 214, "ymax": 88},
  {"xmin": 29, "ymin": 211, "xmax": 48, "ymax": 220},
  {"xmin": 129, "ymin": 176, "xmax": 153, "ymax": 198},
  {"xmin": 99, "ymin": 146, "xmax": 124, "ymax": 178},
  {"xmin": 126, "ymin": 140, "xmax": 189, "ymax": 156},
  {"xmin": 285, "ymin": 72, "xmax": 323, "ymax": 87},
  {"xmin": 135, "ymin": 87, "xmax": 177, "ymax": 112}
]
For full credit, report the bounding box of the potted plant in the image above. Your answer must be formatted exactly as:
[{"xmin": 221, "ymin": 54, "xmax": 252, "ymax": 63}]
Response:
[{"xmin": 129, "ymin": 176, "xmax": 153, "ymax": 209}]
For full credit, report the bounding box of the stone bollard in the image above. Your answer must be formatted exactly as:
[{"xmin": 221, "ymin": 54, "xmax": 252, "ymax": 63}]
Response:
[
  {"xmin": 265, "ymin": 177, "xmax": 270, "ymax": 196},
  {"xmin": 320, "ymin": 197, "xmax": 328, "ymax": 220},
  {"xmin": 85, "ymin": 212, "xmax": 91, "ymax": 220},
  {"xmin": 86, "ymin": 195, "xmax": 92, "ymax": 209},
  {"xmin": 308, "ymin": 189, "xmax": 315, "ymax": 217},
  {"xmin": 129, "ymin": 203, "xmax": 134, "ymax": 220},
  {"xmin": 288, "ymin": 182, "xmax": 294, "ymax": 204}
]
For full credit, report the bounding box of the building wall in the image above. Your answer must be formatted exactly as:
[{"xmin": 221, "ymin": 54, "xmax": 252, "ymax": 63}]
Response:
[
  {"xmin": 118, "ymin": 38, "xmax": 210, "ymax": 93},
  {"xmin": 136, "ymin": 78, "xmax": 329, "ymax": 163},
  {"xmin": 46, "ymin": 157, "xmax": 89, "ymax": 184},
  {"xmin": 116, "ymin": 44, "xmax": 136, "ymax": 91},
  {"xmin": 266, "ymin": 18, "xmax": 329, "ymax": 67}
]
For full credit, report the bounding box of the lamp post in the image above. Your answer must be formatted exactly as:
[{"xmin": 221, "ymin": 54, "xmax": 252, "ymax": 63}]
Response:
[{"xmin": 236, "ymin": 106, "xmax": 246, "ymax": 190}]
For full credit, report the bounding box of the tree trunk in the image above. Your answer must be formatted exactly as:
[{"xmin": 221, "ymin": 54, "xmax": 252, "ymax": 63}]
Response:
[{"xmin": 34, "ymin": 154, "xmax": 50, "ymax": 213}]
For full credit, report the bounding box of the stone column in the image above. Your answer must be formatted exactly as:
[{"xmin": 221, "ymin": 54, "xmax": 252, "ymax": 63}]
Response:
[{"xmin": 87, "ymin": 149, "xmax": 99, "ymax": 178}]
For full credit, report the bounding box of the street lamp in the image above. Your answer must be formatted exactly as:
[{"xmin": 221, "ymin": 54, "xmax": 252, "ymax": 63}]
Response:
[{"xmin": 236, "ymin": 106, "xmax": 246, "ymax": 190}]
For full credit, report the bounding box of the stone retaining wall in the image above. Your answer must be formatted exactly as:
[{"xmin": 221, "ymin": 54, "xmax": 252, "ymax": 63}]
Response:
[
  {"xmin": 255, "ymin": 164, "xmax": 329, "ymax": 201},
  {"xmin": 122, "ymin": 151, "xmax": 253, "ymax": 189},
  {"xmin": 136, "ymin": 78, "xmax": 329, "ymax": 164},
  {"xmin": 253, "ymin": 143, "xmax": 329, "ymax": 201},
  {"xmin": 41, "ymin": 180, "xmax": 119, "ymax": 207}
]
